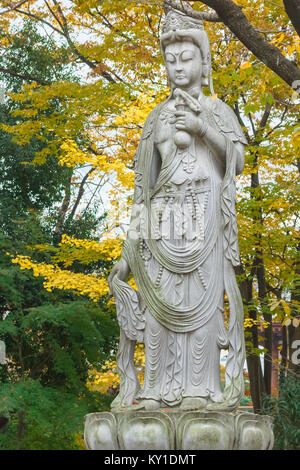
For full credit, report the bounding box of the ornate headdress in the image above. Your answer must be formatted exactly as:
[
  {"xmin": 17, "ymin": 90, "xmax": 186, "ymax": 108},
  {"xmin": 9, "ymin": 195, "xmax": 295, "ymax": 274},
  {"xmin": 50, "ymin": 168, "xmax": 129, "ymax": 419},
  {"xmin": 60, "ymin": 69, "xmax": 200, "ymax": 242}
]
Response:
[
  {"xmin": 162, "ymin": 8, "xmax": 204, "ymax": 34},
  {"xmin": 160, "ymin": 9, "xmax": 213, "ymax": 94}
]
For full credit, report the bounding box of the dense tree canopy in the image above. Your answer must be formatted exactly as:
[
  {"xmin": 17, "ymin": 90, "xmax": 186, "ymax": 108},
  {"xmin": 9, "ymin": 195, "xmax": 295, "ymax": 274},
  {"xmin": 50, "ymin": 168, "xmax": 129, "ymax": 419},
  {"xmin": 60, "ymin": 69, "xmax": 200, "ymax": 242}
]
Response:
[{"xmin": 0, "ymin": 19, "xmax": 118, "ymax": 449}]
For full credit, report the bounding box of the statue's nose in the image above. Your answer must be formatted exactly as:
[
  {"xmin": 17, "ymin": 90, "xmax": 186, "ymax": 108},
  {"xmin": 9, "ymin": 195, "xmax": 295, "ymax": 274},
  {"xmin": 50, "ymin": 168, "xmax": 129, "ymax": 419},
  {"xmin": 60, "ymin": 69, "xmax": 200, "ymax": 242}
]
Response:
[{"xmin": 175, "ymin": 60, "xmax": 183, "ymax": 71}]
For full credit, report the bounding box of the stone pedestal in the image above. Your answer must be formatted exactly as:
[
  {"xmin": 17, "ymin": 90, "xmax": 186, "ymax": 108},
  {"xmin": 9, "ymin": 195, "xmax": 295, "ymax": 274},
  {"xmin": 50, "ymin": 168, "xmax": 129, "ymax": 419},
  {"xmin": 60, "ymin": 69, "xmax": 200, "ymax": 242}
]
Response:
[{"xmin": 84, "ymin": 410, "xmax": 274, "ymax": 450}]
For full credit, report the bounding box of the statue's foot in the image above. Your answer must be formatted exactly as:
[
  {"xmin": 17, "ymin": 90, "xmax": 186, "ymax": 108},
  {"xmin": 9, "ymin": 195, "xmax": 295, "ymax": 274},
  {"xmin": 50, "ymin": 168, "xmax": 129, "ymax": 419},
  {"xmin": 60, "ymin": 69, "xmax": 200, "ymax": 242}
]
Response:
[
  {"xmin": 179, "ymin": 397, "xmax": 207, "ymax": 411},
  {"xmin": 128, "ymin": 399, "xmax": 161, "ymax": 411}
]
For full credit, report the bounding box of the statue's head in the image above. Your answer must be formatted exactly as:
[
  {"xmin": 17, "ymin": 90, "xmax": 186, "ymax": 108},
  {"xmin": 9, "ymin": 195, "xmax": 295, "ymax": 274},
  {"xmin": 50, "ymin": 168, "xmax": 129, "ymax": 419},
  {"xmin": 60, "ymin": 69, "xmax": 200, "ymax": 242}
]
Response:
[{"xmin": 160, "ymin": 9, "xmax": 213, "ymax": 94}]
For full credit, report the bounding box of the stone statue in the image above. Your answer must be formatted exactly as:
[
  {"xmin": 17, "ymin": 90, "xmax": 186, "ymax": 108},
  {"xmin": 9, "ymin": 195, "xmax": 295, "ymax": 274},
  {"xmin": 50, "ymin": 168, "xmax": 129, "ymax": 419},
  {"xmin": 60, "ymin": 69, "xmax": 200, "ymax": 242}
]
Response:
[
  {"xmin": 84, "ymin": 9, "xmax": 274, "ymax": 451},
  {"xmin": 108, "ymin": 8, "xmax": 248, "ymax": 413}
]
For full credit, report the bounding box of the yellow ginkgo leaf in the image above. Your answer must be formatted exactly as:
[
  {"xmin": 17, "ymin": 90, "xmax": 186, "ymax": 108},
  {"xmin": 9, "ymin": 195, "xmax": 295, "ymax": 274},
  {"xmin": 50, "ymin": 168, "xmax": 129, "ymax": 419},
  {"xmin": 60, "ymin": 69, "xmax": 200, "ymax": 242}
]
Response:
[
  {"xmin": 280, "ymin": 299, "xmax": 291, "ymax": 316},
  {"xmin": 240, "ymin": 61, "xmax": 251, "ymax": 70},
  {"xmin": 270, "ymin": 300, "xmax": 280, "ymax": 311},
  {"xmin": 287, "ymin": 45, "xmax": 295, "ymax": 55}
]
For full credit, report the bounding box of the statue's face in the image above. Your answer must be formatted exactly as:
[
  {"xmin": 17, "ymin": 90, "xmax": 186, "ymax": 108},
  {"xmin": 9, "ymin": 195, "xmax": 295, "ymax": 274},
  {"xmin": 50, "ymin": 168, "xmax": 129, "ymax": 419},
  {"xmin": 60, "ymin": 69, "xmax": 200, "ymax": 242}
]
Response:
[{"xmin": 164, "ymin": 41, "xmax": 202, "ymax": 90}]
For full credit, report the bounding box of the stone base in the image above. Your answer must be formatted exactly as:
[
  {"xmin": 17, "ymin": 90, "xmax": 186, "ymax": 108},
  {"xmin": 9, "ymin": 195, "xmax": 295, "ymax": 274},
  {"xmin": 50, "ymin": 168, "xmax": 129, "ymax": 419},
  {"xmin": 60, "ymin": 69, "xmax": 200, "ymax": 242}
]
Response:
[{"xmin": 84, "ymin": 410, "xmax": 274, "ymax": 450}]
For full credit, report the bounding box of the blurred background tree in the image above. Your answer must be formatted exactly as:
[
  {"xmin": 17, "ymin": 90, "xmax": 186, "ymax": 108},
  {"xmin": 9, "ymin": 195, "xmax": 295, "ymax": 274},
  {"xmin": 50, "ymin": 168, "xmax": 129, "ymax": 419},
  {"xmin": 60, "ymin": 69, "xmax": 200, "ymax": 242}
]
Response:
[{"xmin": 0, "ymin": 20, "xmax": 118, "ymax": 450}]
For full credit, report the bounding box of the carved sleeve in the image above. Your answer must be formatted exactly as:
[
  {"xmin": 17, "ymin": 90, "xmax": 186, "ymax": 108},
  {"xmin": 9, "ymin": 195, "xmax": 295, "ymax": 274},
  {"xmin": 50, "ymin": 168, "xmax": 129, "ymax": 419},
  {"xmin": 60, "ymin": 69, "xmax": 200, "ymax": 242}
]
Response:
[{"xmin": 131, "ymin": 110, "xmax": 156, "ymax": 205}]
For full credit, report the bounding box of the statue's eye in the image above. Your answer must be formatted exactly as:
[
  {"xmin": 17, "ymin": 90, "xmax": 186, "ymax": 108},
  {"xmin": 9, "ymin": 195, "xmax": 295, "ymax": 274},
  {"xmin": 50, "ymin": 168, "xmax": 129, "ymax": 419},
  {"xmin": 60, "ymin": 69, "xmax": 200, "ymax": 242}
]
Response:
[
  {"xmin": 165, "ymin": 53, "xmax": 175, "ymax": 64},
  {"xmin": 181, "ymin": 51, "xmax": 194, "ymax": 61}
]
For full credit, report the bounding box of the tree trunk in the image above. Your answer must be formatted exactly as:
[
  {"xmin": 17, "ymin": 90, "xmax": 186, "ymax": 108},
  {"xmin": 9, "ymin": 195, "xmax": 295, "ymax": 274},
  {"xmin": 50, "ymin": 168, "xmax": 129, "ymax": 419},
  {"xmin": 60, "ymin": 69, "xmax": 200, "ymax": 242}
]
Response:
[
  {"xmin": 246, "ymin": 353, "xmax": 265, "ymax": 413},
  {"xmin": 247, "ymin": 302, "xmax": 266, "ymax": 412},
  {"xmin": 67, "ymin": 167, "xmax": 94, "ymax": 221},
  {"xmin": 54, "ymin": 170, "xmax": 72, "ymax": 235},
  {"xmin": 256, "ymin": 254, "xmax": 272, "ymax": 395},
  {"xmin": 236, "ymin": 265, "xmax": 265, "ymax": 412},
  {"xmin": 251, "ymin": 164, "xmax": 272, "ymax": 396},
  {"xmin": 0, "ymin": 416, "xmax": 8, "ymax": 434}
]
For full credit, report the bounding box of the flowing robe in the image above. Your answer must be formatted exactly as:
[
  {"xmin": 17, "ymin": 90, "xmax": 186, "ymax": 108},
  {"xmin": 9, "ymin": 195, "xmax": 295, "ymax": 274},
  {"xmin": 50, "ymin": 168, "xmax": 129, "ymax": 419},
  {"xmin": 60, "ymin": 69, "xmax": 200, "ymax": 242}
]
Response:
[{"xmin": 111, "ymin": 93, "xmax": 248, "ymax": 410}]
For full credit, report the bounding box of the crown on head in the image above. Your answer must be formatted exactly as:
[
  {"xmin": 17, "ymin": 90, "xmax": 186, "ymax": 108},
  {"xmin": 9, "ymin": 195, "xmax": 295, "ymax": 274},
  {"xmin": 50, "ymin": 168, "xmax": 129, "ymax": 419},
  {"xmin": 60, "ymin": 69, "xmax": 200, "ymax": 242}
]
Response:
[{"xmin": 162, "ymin": 9, "xmax": 204, "ymax": 34}]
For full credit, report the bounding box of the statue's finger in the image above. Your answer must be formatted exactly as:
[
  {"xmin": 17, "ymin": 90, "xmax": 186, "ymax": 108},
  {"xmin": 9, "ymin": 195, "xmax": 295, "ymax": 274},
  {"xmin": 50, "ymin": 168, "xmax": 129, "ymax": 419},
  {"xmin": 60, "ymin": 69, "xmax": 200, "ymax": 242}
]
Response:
[{"xmin": 174, "ymin": 111, "xmax": 186, "ymax": 117}]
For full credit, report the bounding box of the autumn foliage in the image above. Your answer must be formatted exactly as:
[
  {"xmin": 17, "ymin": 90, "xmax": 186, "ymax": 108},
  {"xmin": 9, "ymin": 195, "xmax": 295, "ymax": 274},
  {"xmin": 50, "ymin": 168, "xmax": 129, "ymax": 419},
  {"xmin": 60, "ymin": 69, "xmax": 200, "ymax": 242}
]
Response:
[{"xmin": 0, "ymin": 0, "xmax": 299, "ymax": 429}]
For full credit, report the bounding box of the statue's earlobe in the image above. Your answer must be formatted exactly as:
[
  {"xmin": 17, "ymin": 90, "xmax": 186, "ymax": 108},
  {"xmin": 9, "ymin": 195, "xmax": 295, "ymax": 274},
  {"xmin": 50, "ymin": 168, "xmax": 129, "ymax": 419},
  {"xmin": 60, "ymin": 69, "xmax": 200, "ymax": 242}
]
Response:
[{"xmin": 202, "ymin": 63, "xmax": 209, "ymax": 87}]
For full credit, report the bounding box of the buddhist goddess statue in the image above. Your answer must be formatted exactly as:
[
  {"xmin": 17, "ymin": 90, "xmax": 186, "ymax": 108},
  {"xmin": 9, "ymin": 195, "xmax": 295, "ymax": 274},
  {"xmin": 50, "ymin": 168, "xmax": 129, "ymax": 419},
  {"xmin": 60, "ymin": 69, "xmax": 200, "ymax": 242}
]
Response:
[{"xmin": 108, "ymin": 9, "xmax": 247, "ymax": 413}]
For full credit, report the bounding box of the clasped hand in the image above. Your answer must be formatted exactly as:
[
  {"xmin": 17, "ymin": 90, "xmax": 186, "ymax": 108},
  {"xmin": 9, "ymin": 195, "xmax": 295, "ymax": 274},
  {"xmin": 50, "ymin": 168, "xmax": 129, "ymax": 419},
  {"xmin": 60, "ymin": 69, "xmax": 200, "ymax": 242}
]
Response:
[{"xmin": 175, "ymin": 110, "xmax": 204, "ymax": 136}]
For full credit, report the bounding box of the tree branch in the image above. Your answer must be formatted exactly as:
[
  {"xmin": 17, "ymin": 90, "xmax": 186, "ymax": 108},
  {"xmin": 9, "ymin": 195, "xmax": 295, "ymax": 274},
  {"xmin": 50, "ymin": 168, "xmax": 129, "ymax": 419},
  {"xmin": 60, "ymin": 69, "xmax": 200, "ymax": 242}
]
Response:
[
  {"xmin": 234, "ymin": 101, "xmax": 251, "ymax": 143},
  {"xmin": 53, "ymin": 0, "xmax": 116, "ymax": 82},
  {"xmin": 254, "ymin": 102, "xmax": 272, "ymax": 140},
  {"xmin": 240, "ymin": 91, "xmax": 257, "ymax": 137},
  {"xmin": 51, "ymin": 0, "xmax": 99, "ymax": 71},
  {"xmin": 16, "ymin": 1, "xmax": 117, "ymax": 83},
  {"xmin": 15, "ymin": 7, "xmax": 64, "ymax": 36},
  {"xmin": 264, "ymin": 105, "xmax": 288, "ymax": 138},
  {"xmin": 164, "ymin": 0, "xmax": 221, "ymax": 22},
  {"xmin": 67, "ymin": 167, "xmax": 94, "ymax": 221},
  {"xmin": 0, "ymin": 65, "xmax": 48, "ymax": 85},
  {"xmin": 0, "ymin": 0, "xmax": 30, "ymax": 15},
  {"xmin": 55, "ymin": 170, "xmax": 72, "ymax": 235}
]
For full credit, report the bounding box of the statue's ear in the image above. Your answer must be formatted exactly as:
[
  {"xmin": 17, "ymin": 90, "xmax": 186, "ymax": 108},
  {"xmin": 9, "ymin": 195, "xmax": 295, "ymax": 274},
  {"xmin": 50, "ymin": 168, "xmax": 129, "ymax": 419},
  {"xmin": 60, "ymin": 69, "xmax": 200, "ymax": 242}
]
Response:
[
  {"xmin": 202, "ymin": 63, "xmax": 209, "ymax": 87},
  {"xmin": 202, "ymin": 56, "xmax": 210, "ymax": 86},
  {"xmin": 201, "ymin": 48, "xmax": 211, "ymax": 87}
]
